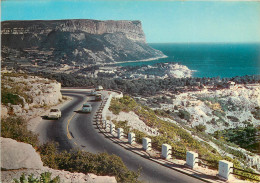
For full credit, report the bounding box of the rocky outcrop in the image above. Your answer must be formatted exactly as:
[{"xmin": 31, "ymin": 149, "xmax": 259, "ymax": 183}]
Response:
[
  {"xmin": 1, "ymin": 137, "xmax": 117, "ymax": 183},
  {"xmin": 1, "ymin": 19, "xmax": 165, "ymax": 65},
  {"xmin": 1, "ymin": 137, "xmax": 43, "ymax": 170},
  {"xmin": 1, "ymin": 74, "xmax": 62, "ymax": 120},
  {"xmin": 107, "ymin": 110, "xmax": 160, "ymax": 136},
  {"xmin": 2, "ymin": 20, "xmax": 145, "ymax": 42}
]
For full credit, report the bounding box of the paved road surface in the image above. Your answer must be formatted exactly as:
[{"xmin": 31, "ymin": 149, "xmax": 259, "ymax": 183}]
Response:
[{"xmin": 36, "ymin": 89, "xmax": 203, "ymax": 183}]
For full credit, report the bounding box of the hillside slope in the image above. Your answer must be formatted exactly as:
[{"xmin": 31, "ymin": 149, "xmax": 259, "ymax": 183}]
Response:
[{"xmin": 1, "ymin": 19, "xmax": 165, "ymax": 66}]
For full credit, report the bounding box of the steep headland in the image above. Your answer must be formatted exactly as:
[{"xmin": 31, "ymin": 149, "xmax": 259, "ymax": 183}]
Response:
[{"xmin": 1, "ymin": 19, "xmax": 165, "ymax": 66}]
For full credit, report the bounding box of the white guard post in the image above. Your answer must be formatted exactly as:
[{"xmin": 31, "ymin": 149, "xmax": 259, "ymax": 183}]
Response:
[
  {"xmin": 162, "ymin": 144, "xmax": 172, "ymax": 159},
  {"xmin": 128, "ymin": 133, "xmax": 135, "ymax": 144},
  {"xmin": 110, "ymin": 123, "xmax": 115, "ymax": 134},
  {"xmin": 218, "ymin": 160, "xmax": 233, "ymax": 180},
  {"xmin": 142, "ymin": 137, "xmax": 151, "ymax": 151},
  {"xmin": 117, "ymin": 128, "xmax": 124, "ymax": 139},
  {"xmin": 186, "ymin": 151, "xmax": 198, "ymax": 169},
  {"xmin": 102, "ymin": 120, "xmax": 106, "ymax": 128}
]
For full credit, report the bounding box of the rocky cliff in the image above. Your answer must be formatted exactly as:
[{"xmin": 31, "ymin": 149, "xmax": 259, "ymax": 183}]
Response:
[
  {"xmin": 1, "ymin": 72, "xmax": 63, "ymax": 120},
  {"xmin": 1, "ymin": 137, "xmax": 117, "ymax": 183},
  {"xmin": 1, "ymin": 19, "xmax": 165, "ymax": 65}
]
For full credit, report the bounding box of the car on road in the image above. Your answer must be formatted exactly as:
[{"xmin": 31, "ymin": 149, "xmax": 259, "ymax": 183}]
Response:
[
  {"xmin": 89, "ymin": 90, "xmax": 97, "ymax": 96},
  {"xmin": 81, "ymin": 103, "xmax": 92, "ymax": 113},
  {"xmin": 48, "ymin": 108, "xmax": 61, "ymax": 119},
  {"xmin": 95, "ymin": 85, "xmax": 103, "ymax": 91},
  {"xmin": 95, "ymin": 93, "xmax": 102, "ymax": 101}
]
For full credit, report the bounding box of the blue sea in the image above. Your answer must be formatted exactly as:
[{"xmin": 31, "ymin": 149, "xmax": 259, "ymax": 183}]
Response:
[{"xmin": 119, "ymin": 43, "xmax": 260, "ymax": 78}]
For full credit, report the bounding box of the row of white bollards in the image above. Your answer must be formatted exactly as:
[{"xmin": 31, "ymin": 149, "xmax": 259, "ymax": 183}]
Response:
[{"xmin": 104, "ymin": 120, "xmax": 233, "ymax": 181}]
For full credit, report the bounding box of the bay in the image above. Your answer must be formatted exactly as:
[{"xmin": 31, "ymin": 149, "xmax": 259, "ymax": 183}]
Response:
[{"xmin": 119, "ymin": 43, "xmax": 260, "ymax": 78}]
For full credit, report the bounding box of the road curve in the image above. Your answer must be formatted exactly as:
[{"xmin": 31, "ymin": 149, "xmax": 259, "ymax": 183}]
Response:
[{"xmin": 37, "ymin": 89, "xmax": 203, "ymax": 183}]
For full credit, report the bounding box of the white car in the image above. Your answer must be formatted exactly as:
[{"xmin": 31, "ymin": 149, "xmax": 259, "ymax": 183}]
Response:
[
  {"xmin": 95, "ymin": 93, "xmax": 102, "ymax": 101},
  {"xmin": 48, "ymin": 109, "xmax": 61, "ymax": 119},
  {"xmin": 90, "ymin": 90, "xmax": 97, "ymax": 96},
  {"xmin": 95, "ymin": 85, "xmax": 103, "ymax": 91},
  {"xmin": 81, "ymin": 103, "xmax": 92, "ymax": 113}
]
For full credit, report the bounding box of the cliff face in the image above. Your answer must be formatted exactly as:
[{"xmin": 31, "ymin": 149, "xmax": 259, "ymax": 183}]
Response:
[
  {"xmin": 1, "ymin": 73, "xmax": 62, "ymax": 120},
  {"xmin": 1, "ymin": 19, "xmax": 164, "ymax": 65},
  {"xmin": 2, "ymin": 19, "xmax": 145, "ymax": 42},
  {"xmin": 1, "ymin": 137, "xmax": 117, "ymax": 183}
]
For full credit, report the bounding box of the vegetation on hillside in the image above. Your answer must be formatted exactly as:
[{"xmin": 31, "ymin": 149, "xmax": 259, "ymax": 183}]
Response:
[
  {"xmin": 1, "ymin": 117, "xmax": 39, "ymax": 147},
  {"xmin": 251, "ymin": 107, "xmax": 260, "ymax": 120},
  {"xmin": 1, "ymin": 73, "xmax": 33, "ymax": 106},
  {"xmin": 109, "ymin": 96, "xmax": 222, "ymax": 163},
  {"xmin": 213, "ymin": 126, "xmax": 260, "ymax": 154},
  {"xmin": 1, "ymin": 116, "xmax": 140, "ymax": 183},
  {"xmin": 39, "ymin": 142, "xmax": 140, "ymax": 183},
  {"xmin": 38, "ymin": 72, "xmax": 260, "ymax": 96},
  {"xmin": 109, "ymin": 95, "xmax": 260, "ymax": 181}
]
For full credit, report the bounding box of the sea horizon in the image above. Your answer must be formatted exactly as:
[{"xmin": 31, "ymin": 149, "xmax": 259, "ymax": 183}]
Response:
[{"xmin": 119, "ymin": 42, "xmax": 260, "ymax": 78}]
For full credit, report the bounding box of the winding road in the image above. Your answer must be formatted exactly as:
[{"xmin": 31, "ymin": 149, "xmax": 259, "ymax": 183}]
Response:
[{"xmin": 36, "ymin": 89, "xmax": 204, "ymax": 183}]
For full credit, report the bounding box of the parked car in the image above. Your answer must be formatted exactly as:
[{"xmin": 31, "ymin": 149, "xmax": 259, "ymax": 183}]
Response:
[
  {"xmin": 95, "ymin": 85, "xmax": 103, "ymax": 91},
  {"xmin": 48, "ymin": 109, "xmax": 61, "ymax": 119},
  {"xmin": 95, "ymin": 93, "xmax": 102, "ymax": 101},
  {"xmin": 81, "ymin": 103, "xmax": 92, "ymax": 113},
  {"xmin": 90, "ymin": 90, "xmax": 97, "ymax": 96}
]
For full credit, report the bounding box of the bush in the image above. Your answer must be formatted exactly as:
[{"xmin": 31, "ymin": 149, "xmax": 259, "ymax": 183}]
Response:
[
  {"xmin": 195, "ymin": 124, "xmax": 207, "ymax": 132},
  {"xmin": 109, "ymin": 101, "xmax": 122, "ymax": 115},
  {"xmin": 178, "ymin": 110, "xmax": 191, "ymax": 121},
  {"xmin": 154, "ymin": 109, "xmax": 171, "ymax": 118},
  {"xmin": 213, "ymin": 127, "xmax": 259, "ymax": 154},
  {"xmin": 38, "ymin": 143, "xmax": 140, "ymax": 183},
  {"xmin": 1, "ymin": 74, "xmax": 33, "ymax": 104},
  {"xmin": 113, "ymin": 120, "xmax": 131, "ymax": 135},
  {"xmin": 1, "ymin": 117, "xmax": 39, "ymax": 147},
  {"xmin": 14, "ymin": 172, "xmax": 60, "ymax": 183},
  {"xmin": 109, "ymin": 95, "xmax": 138, "ymax": 115},
  {"xmin": 227, "ymin": 116, "xmax": 239, "ymax": 122},
  {"xmin": 251, "ymin": 107, "xmax": 260, "ymax": 120},
  {"xmin": 1, "ymin": 91, "xmax": 24, "ymax": 106}
]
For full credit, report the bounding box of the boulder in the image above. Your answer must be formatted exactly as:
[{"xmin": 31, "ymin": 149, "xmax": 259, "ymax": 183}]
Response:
[{"xmin": 1, "ymin": 137, "xmax": 43, "ymax": 170}]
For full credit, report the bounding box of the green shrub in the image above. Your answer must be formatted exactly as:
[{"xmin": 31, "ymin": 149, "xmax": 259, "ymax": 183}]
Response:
[
  {"xmin": 14, "ymin": 172, "xmax": 60, "ymax": 183},
  {"xmin": 195, "ymin": 124, "xmax": 207, "ymax": 132},
  {"xmin": 177, "ymin": 110, "xmax": 191, "ymax": 121},
  {"xmin": 1, "ymin": 91, "xmax": 24, "ymax": 106},
  {"xmin": 227, "ymin": 116, "xmax": 239, "ymax": 122},
  {"xmin": 1, "ymin": 116, "xmax": 39, "ymax": 147},
  {"xmin": 38, "ymin": 142, "xmax": 59, "ymax": 169},
  {"xmin": 251, "ymin": 107, "xmax": 260, "ymax": 120},
  {"xmin": 38, "ymin": 143, "xmax": 140, "ymax": 183},
  {"xmin": 213, "ymin": 127, "xmax": 259, "ymax": 154},
  {"xmin": 109, "ymin": 101, "xmax": 123, "ymax": 115},
  {"xmin": 154, "ymin": 109, "xmax": 171, "ymax": 118},
  {"xmin": 1, "ymin": 74, "xmax": 33, "ymax": 104}
]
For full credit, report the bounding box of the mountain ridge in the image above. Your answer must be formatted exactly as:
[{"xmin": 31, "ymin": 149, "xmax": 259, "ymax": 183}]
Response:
[{"xmin": 1, "ymin": 19, "xmax": 165, "ymax": 65}]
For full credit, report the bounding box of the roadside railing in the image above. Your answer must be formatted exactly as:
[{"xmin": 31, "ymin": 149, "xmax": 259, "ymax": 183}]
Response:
[{"xmin": 94, "ymin": 90, "xmax": 260, "ymax": 182}]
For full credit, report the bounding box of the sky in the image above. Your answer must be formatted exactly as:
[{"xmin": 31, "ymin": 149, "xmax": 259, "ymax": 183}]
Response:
[{"xmin": 1, "ymin": 0, "xmax": 260, "ymax": 43}]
